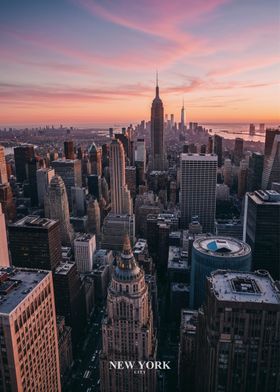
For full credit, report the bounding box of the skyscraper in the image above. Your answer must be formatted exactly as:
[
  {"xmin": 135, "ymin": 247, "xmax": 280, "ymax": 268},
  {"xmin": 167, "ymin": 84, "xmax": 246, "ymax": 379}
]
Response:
[
  {"xmin": 64, "ymin": 140, "xmax": 75, "ymax": 160},
  {"xmin": 36, "ymin": 167, "xmax": 55, "ymax": 206},
  {"xmin": 51, "ymin": 158, "xmax": 82, "ymax": 205},
  {"xmin": 74, "ymin": 233, "xmax": 96, "ymax": 273},
  {"xmin": 9, "ymin": 215, "xmax": 61, "ymax": 271},
  {"xmin": 247, "ymin": 152, "xmax": 264, "ymax": 191},
  {"xmin": 180, "ymin": 100, "xmax": 185, "ymax": 131},
  {"xmin": 87, "ymin": 197, "xmax": 101, "ymax": 236},
  {"xmin": 244, "ymin": 190, "xmax": 280, "ymax": 279},
  {"xmin": 214, "ymin": 134, "xmax": 223, "ymax": 167},
  {"xmin": 0, "ymin": 268, "xmax": 61, "ymax": 392},
  {"xmin": 195, "ymin": 270, "xmax": 280, "ymax": 392},
  {"xmin": 99, "ymin": 235, "xmax": 157, "ymax": 392},
  {"xmin": 180, "ymin": 153, "xmax": 217, "ymax": 233},
  {"xmin": 109, "ymin": 138, "xmax": 132, "ymax": 215},
  {"xmin": 234, "ymin": 137, "xmax": 243, "ymax": 165},
  {"xmin": 262, "ymin": 134, "xmax": 280, "ymax": 189},
  {"xmin": 0, "ymin": 145, "xmax": 8, "ymax": 184},
  {"xmin": 14, "ymin": 144, "xmax": 35, "ymax": 183},
  {"xmin": 151, "ymin": 75, "xmax": 165, "ymax": 171},
  {"xmin": 237, "ymin": 159, "xmax": 248, "ymax": 198},
  {"xmin": 89, "ymin": 142, "xmax": 102, "ymax": 176},
  {"xmin": 0, "ymin": 203, "xmax": 10, "ymax": 267},
  {"xmin": 44, "ymin": 175, "xmax": 74, "ymax": 246}
]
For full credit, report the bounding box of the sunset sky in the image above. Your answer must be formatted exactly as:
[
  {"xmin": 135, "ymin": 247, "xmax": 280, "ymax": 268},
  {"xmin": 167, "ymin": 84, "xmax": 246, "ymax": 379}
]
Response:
[{"xmin": 0, "ymin": 0, "xmax": 280, "ymax": 126}]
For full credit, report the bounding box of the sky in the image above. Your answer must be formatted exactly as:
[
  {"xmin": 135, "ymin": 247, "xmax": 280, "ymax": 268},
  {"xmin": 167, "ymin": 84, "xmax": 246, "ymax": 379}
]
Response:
[{"xmin": 0, "ymin": 0, "xmax": 280, "ymax": 126}]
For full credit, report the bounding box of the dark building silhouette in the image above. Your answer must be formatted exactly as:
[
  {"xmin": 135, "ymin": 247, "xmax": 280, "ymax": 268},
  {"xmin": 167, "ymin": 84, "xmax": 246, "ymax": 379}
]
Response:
[
  {"xmin": 248, "ymin": 152, "xmax": 264, "ymax": 191},
  {"xmin": 26, "ymin": 157, "xmax": 39, "ymax": 206},
  {"xmin": 195, "ymin": 270, "xmax": 280, "ymax": 392},
  {"xmin": 64, "ymin": 140, "xmax": 75, "ymax": 160},
  {"xmin": 151, "ymin": 75, "xmax": 165, "ymax": 170},
  {"xmin": 14, "ymin": 144, "xmax": 35, "ymax": 182},
  {"xmin": 87, "ymin": 174, "xmax": 102, "ymax": 201},
  {"xmin": 9, "ymin": 215, "xmax": 61, "ymax": 271},
  {"xmin": 233, "ymin": 137, "xmax": 243, "ymax": 165},
  {"xmin": 244, "ymin": 190, "xmax": 280, "ymax": 279},
  {"xmin": 54, "ymin": 260, "xmax": 87, "ymax": 350},
  {"xmin": 214, "ymin": 134, "xmax": 223, "ymax": 167}
]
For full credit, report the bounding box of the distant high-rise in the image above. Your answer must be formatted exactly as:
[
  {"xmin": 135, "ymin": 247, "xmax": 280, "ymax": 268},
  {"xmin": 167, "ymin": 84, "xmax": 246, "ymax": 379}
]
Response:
[
  {"xmin": 151, "ymin": 75, "xmax": 165, "ymax": 171},
  {"xmin": 87, "ymin": 174, "xmax": 102, "ymax": 201},
  {"xmin": 36, "ymin": 167, "xmax": 55, "ymax": 206},
  {"xmin": 0, "ymin": 268, "xmax": 61, "ymax": 392},
  {"xmin": 0, "ymin": 183, "xmax": 16, "ymax": 222},
  {"xmin": 237, "ymin": 159, "xmax": 248, "ymax": 198},
  {"xmin": 0, "ymin": 203, "xmax": 10, "ymax": 267},
  {"xmin": 44, "ymin": 175, "xmax": 74, "ymax": 246},
  {"xmin": 26, "ymin": 157, "xmax": 39, "ymax": 206},
  {"xmin": 135, "ymin": 138, "xmax": 146, "ymax": 185},
  {"xmin": 109, "ymin": 139, "xmax": 132, "ymax": 215},
  {"xmin": 214, "ymin": 134, "xmax": 223, "ymax": 167},
  {"xmin": 195, "ymin": 270, "xmax": 280, "ymax": 392},
  {"xmin": 248, "ymin": 152, "xmax": 264, "ymax": 191},
  {"xmin": 190, "ymin": 236, "xmax": 251, "ymax": 308},
  {"xmin": 64, "ymin": 140, "xmax": 75, "ymax": 160},
  {"xmin": 180, "ymin": 153, "xmax": 217, "ymax": 233},
  {"xmin": 223, "ymin": 158, "xmax": 232, "ymax": 187},
  {"xmin": 234, "ymin": 137, "xmax": 243, "ymax": 165},
  {"xmin": 9, "ymin": 215, "xmax": 61, "ymax": 271},
  {"xmin": 14, "ymin": 144, "xmax": 35, "ymax": 182},
  {"xmin": 180, "ymin": 100, "xmax": 185, "ymax": 131},
  {"xmin": 51, "ymin": 158, "xmax": 82, "ymax": 205},
  {"xmin": 89, "ymin": 142, "xmax": 102, "ymax": 176},
  {"xmin": 0, "ymin": 145, "xmax": 8, "ymax": 184},
  {"xmin": 262, "ymin": 134, "xmax": 280, "ymax": 189},
  {"xmin": 100, "ymin": 235, "xmax": 157, "ymax": 392},
  {"xmin": 244, "ymin": 190, "xmax": 280, "ymax": 279}
]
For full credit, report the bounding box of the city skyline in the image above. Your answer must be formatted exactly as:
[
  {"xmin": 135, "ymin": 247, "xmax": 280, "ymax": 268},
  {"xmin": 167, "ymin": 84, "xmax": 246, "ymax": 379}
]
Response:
[{"xmin": 1, "ymin": 0, "xmax": 280, "ymax": 126}]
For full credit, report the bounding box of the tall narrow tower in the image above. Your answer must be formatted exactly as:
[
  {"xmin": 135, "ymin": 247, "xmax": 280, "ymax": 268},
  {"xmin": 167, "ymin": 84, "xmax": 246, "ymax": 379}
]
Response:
[
  {"xmin": 180, "ymin": 99, "xmax": 185, "ymax": 131},
  {"xmin": 100, "ymin": 235, "xmax": 157, "ymax": 392},
  {"xmin": 151, "ymin": 74, "xmax": 165, "ymax": 171},
  {"xmin": 110, "ymin": 139, "xmax": 132, "ymax": 215},
  {"xmin": 44, "ymin": 175, "xmax": 74, "ymax": 246}
]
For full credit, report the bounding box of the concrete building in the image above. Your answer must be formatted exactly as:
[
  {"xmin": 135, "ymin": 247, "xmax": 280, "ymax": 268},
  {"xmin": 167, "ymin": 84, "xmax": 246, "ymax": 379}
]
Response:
[
  {"xmin": 215, "ymin": 219, "xmax": 243, "ymax": 240},
  {"xmin": 195, "ymin": 270, "xmax": 280, "ymax": 392},
  {"xmin": 51, "ymin": 159, "xmax": 82, "ymax": 206},
  {"xmin": 125, "ymin": 166, "xmax": 137, "ymax": 197},
  {"xmin": 0, "ymin": 268, "xmax": 61, "ymax": 391},
  {"xmin": 71, "ymin": 186, "xmax": 86, "ymax": 217},
  {"xmin": 99, "ymin": 236, "xmax": 157, "ymax": 392},
  {"xmin": 74, "ymin": 233, "xmax": 96, "ymax": 273},
  {"xmin": 262, "ymin": 134, "xmax": 280, "ymax": 189},
  {"xmin": 14, "ymin": 144, "xmax": 35, "ymax": 182},
  {"xmin": 44, "ymin": 175, "xmax": 74, "ymax": 246},
  {"xmin": 36, "ymin": 167, "xmax": 55, "ymax": 206},
  {"xmin": 133, "ymin": 238, "xmax": 154, "ymax": 275},
  {"xmin": 9, "ymin": 215, "xmax": 61, "ymax": 271},
  {"xmin": 244, "ymin": 190, "xmax": 280, "ymax": 279},
  {"xmin": 89, "ymin": 142, "xmax": 102, "ymax": 177},
  {"xmin": 190, "ymin": 236, "xmax": 252, "ymax": 308},
  {"xmin": 110, "ymin": 138, "xmax": 132, "ymax": 215},
  {"xmin": 0, "ymin": 203, "xmax": 10, "ymax": 267},
  {"xmin": 168, "ymin": 246, "xmax": 189, "ymax": 283},
  {"xmin": 180, "ymin": 153, "xmax": 217, "ymax": 233}
]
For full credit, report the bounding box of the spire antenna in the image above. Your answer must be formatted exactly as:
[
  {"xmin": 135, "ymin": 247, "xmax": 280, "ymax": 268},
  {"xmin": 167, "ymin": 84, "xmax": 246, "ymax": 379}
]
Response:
[{"xmin": 155, "ymin": 70, "xmax": 159, "ymax": 97}]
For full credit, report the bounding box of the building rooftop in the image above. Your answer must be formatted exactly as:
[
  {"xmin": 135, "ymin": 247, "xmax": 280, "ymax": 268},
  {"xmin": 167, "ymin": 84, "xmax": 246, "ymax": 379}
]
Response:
[
  {"xmin": 181, "ymin": 153, "xmax": 217, "ymax": 161},
  {"xmin": 209, "ymin": 270, "xmax": 280, "ymax": 305},
  {"xmin": 74, "ymin": 233, "xmax": 95, "ymax": 242},
  {"xmin": 0, "ymin": 268, "xmax": 49, "ymax": 315},
  {"xmin": 193, "ymin": 236, "xmax": 251, "ymax": 257},
  {"xmin": 133, "ymin": 239, "xmax": 147, "ymax": 255},
  {"xmin": 171, "ymin": 283, "xmax": 189, "ymax": 292},
  {"xmin": 248, "ymin": 190, "xmax": 280, "ymax": 205},
  {"xmin": 181, "ymin": 309, "xmax": 198, "ymax": 333},
  {"xmin": 55, "ymin": 261, "xmax": 75, "ymax": 275},
  {"xmin": 10, "ymin": 215, "xmax": 58, "ymax": 230},
  {"xmin": 168, "ymin": 246, "xmax": 188, "ymax": 269}
]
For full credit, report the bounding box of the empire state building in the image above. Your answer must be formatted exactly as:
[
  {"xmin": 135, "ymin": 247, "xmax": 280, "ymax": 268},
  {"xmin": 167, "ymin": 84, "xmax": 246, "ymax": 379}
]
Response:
[{"xmin": 151, "ymin": 76, "xmax": 165, "ymax": 171}]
